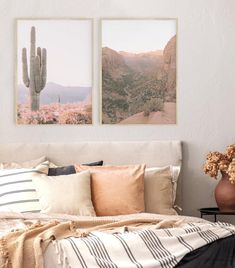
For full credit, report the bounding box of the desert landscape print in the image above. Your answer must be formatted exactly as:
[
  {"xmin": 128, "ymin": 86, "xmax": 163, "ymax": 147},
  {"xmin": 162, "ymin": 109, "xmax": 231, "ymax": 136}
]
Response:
[
  {"xmin": 17, "ymin": 20, "xmax": 92, "ymax": 124},
  {"xmin": 102, "ymin": 19, "xmax": 177, "ymax": 124}
]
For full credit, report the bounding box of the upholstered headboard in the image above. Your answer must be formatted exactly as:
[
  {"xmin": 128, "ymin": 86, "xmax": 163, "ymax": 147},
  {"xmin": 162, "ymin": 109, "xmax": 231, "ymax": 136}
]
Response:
[{"xmin": 0, "ymin": 141, "xmax": 182, "ymax": 167}]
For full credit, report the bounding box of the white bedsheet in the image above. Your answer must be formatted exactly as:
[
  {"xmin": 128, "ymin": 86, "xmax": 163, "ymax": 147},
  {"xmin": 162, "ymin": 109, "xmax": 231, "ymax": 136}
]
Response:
[{"xmin": 0, "ymin": 212, "xmax": 234, "ymax": 268}]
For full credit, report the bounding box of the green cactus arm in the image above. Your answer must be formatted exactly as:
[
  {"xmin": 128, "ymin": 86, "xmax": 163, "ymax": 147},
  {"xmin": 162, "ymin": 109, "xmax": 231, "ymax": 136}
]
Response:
[
  {"xmin": 22, "ymin": 48, "xmax": 29, "ymax": 87},
  {"xmin": 34, "ymin": 56, "xmax": 41, "ymax": 93},
  {"xmin": 37, "ymin": 47, "xmax": 41, "ymax": 66},
  {"xmin": 40, "ymin": 48, "xmax": 47, "ymax": 89}
]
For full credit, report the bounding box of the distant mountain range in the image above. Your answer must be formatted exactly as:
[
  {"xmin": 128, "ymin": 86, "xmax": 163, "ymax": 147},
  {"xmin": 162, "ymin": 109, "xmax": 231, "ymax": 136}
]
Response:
[
  {"xmin": 18, "ymin": 82, "xmax": 92, "ymax": 105},
  {"xmin": 102, "ymin": 35, "xmax": 176, "ymax": 124},
  {"xmin": 119, "ymin": 50, "xmax": 164, "ymax": 75}
]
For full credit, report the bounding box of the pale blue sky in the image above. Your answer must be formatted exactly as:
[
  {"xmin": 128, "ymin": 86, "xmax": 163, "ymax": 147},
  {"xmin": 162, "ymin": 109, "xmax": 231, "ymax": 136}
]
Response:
[
  {"xmin": 17, "ymin": 20, "xmax": 92, "ymax": 87},
  {"xmin": 102, "ymin": 19, "xmax": 176, "ymax": 53}
]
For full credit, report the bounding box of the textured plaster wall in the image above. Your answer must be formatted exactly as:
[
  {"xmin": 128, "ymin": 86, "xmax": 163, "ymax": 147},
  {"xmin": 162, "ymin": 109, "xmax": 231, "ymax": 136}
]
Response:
[{"xmin": 0, "ymin": 0, "xmax": 235, "ymax": 220}]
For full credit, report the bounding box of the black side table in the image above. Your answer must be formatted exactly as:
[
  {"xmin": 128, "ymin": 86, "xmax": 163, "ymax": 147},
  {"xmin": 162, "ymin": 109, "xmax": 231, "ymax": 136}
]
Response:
[{"xmin": 199, "ymin": 207, "xmax": 235, "ymax": 222}]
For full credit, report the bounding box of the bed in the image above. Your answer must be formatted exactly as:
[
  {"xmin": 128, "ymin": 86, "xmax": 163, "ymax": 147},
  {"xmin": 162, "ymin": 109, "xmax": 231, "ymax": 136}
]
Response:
[{"xmin": 0, "ymin": 141, "xmax": 234, "ymax": 268}]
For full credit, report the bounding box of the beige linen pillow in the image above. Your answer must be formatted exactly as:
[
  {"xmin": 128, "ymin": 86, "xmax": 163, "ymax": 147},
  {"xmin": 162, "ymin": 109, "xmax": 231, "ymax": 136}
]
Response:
[
  {"xmin": 145, "ymin": 166, "xmax": 179, "ymax": 215},
  {"xmin": 32, "ymin": 170, "xmax": 96, "ymax": 216},
  {"xmin": 75, "ymin": 165, "xmax": 146, "ymax": 216},
  {"xmin": 0, "ymin": 156, "xmax": 47, "ymax": 169}
]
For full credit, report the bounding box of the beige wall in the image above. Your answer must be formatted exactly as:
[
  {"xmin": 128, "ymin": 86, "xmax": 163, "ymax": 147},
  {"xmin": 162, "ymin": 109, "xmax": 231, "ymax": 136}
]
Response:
[{"xmin": 0, "ymin": 0, "xmax": 235, "ymax": 221}]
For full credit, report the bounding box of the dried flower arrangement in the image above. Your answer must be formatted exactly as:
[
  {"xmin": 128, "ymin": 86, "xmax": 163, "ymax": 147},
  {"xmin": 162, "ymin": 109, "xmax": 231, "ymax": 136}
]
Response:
[{"xmin": 204, "ymin": 144, "xmax": 235, "ymax": 183}]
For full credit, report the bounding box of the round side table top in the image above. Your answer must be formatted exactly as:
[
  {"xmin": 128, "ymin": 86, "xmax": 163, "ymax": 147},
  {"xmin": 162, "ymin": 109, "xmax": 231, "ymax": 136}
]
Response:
[{"xmin": 199, "ymin": 207, "xmax": 235, "ymax": 215}]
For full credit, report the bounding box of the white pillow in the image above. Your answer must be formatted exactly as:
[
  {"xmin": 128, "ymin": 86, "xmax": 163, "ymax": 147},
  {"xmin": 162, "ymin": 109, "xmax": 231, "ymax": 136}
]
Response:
[
  {"xmin": 0, "ymin": 162, "xmax": 49, "ymax": 213},
  {"xmin": 144, "ymin": 166, "xmax": 180, "ymax": 215},
  {"xmin": 32, "ymin": 171, "xmax": 96, "ymax": 216}
]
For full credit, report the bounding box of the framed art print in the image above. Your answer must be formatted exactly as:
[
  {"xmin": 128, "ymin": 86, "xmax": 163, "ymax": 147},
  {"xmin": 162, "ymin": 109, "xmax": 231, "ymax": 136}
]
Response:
[
  {"xmin": 101, "ymin": 19, "xmax": 177, "ymax": 124},
  {"xmin": 16, "ymin": 19, "xmax": 93, "ymax": 124}
]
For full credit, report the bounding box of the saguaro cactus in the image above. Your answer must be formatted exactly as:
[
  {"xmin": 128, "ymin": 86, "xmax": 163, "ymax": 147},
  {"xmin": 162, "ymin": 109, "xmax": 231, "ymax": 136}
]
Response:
[{"xmin": 22, "ymin": 26, "xmax": 47, "ymax": 111}]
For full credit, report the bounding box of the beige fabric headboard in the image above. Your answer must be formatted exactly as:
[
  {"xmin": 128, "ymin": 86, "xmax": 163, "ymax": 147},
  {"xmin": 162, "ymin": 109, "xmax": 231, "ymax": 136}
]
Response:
[{"xmin": 0, "ymin": 141, "xmax": 182, "ymax": 167}]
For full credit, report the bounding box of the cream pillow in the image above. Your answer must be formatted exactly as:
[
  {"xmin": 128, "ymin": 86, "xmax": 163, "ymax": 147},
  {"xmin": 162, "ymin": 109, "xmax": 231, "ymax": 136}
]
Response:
[
  {"xmin": 145, "ymin": 166, "xmax": 180, "ymax": 215},
  {"xmin": 32, "ymin": 170, "xmax": 96, "ymax": 216},
  {"xmin": 0, "ymin": 156, "xmax": 47, "ymax": 169}
]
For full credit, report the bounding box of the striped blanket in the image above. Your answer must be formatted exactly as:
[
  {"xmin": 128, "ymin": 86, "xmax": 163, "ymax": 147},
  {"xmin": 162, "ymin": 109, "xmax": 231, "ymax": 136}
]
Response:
[{"xmin": 46, "ymin": 221, "xmax": 235, "ymax": 268}]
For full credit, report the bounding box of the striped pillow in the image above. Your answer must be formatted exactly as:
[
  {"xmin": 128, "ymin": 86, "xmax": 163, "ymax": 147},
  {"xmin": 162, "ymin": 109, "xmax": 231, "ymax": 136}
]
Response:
[{"xmin": 0, "ymin": 162, "xmax": 49, "ymax": 213}]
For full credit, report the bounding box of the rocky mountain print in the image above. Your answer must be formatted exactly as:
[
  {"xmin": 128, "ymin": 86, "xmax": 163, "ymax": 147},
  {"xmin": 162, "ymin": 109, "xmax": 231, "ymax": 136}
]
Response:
[{"xmin": 102, "ymin": 35, "xmax": 176, "ymax": 124}]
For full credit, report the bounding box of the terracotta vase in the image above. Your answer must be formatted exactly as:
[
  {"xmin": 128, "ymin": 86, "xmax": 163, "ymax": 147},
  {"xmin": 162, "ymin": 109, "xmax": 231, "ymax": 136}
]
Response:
[{"xmin": 215, "ymin": 172, "xmax": 235, "ymax": 212}]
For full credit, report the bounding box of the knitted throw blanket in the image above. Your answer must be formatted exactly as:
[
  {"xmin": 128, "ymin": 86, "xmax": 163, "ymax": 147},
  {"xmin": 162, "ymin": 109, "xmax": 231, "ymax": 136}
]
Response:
[{"xmin": 0, "ymin": 216, "xmax": 187, "ymax": 268}]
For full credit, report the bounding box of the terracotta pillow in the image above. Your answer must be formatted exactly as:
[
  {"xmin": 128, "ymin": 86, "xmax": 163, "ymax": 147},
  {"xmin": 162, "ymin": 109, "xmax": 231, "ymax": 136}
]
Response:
[{"xmin": 75, "ymin": 164, "xmax": 146, "ymax": 216}]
